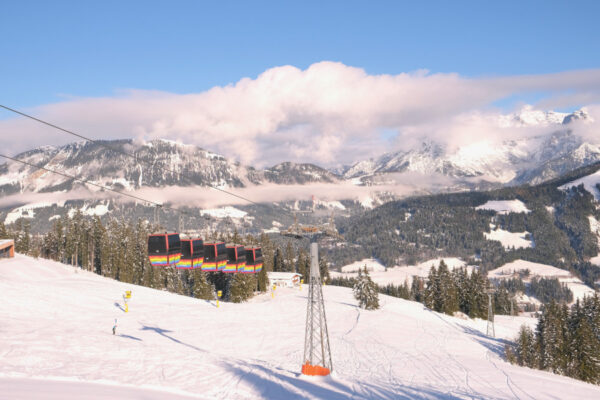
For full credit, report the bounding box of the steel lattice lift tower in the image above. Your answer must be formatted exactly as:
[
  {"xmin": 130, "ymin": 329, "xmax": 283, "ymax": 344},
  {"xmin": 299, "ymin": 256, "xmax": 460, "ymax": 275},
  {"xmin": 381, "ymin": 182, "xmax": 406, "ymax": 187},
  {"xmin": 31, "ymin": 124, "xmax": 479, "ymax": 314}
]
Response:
[
  {"xmin": 285, "ymin": 212, "xmax": 339, "ymax": 376},
  {"xmin": 302, "ymin": 242, "xmax": 333, "ymax": 375}
]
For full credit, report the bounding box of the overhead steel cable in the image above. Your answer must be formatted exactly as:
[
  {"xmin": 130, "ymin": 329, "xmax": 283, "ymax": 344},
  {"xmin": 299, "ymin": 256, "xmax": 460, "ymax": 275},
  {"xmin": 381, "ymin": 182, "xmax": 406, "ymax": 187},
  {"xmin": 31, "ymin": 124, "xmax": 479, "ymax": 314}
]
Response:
[
  {"xmin": 0, "ymin": 104, "xmax": 293, "ymax": 216},
  {"xmin": 0, "ymin": 152, "xmax": 189, "ymax": 215}
]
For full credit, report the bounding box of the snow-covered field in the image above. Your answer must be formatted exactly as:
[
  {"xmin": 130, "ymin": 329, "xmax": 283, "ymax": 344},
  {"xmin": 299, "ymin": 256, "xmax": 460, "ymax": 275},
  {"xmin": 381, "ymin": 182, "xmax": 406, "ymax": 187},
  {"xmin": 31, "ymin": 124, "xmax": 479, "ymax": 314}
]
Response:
[
  {"xmin": 488, "ymin": 260, "xmax": 571, "ymax": 279},
  {"xmin": 340, "ymin": 258, "xmax": 386, "ymax": 273},
  {"xmin": 488, "ymin": 260, "xmax": 595, "ymax": 302},
  {"xmin": 4, "ymin": 202, "xmax": 54, "ymax": 225},
  {"xmin": 67, "ymin": 202, "xmax": 110, "ymax": 218},
  {"xmin": 199, "ymin": 206, "xmax": 248, "ymax": 219},
  {"xmin": 2, "ymin": 254, "xmax": 600, "ymax": 399},
  {"xmin": 475, "ymin": 200, "xmax": 530, "ymax": 214},
  {"xmin": 484, "ymin": 229, "xmax": 533, "ymax": 250},
  {"xmin": 588, "ymin": 216, "xmax": 600, "ymax": 266},
  {"xmin": 559, "ymin": 170, "xmax": 600, "ymax": 200},
  {"xmin": 332, "ymin": 257, "xmax": 473, "ymax": 286}
]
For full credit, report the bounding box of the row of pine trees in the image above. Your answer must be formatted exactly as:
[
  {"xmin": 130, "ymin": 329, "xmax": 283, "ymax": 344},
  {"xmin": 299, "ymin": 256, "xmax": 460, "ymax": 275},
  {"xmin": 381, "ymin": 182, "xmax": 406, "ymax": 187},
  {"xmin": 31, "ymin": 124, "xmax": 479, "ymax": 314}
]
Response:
[
  {"xmin": 507, "ymin": 295, "xmax": 600, "ymax": 384},
  {"xmin": 332, "ymin": 260, "xmax": 516, "ymax": 319},
  {"xmin": 0, "ymin": 213, "xmax": 329, "ymax": 303}
]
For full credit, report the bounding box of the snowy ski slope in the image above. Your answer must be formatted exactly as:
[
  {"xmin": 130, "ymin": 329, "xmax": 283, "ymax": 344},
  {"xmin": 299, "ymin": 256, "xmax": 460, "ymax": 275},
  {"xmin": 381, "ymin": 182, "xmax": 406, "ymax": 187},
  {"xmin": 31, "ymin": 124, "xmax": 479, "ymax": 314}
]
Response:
[{"xmin": 1, "ymin": 255, "xmax": 600, "ymax": 399}]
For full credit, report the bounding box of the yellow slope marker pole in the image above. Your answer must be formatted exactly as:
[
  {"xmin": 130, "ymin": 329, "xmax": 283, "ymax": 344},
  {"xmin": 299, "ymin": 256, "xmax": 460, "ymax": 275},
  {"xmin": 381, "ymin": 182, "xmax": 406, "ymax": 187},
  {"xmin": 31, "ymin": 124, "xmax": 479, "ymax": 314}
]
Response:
[
  {"xmin": 300, "ymin": 278, "xmax": 304, "ymax": 291},
  {"xmin": 217, "ymin": 290, "xmax": 222, "ymax": 308},
  {"xmin": 123, "ymin": 290, "xmax": 132, "ymax": 313},
  {"xmin": 272, "ymin": 284, "xmax": 276, "ymax": 298}
]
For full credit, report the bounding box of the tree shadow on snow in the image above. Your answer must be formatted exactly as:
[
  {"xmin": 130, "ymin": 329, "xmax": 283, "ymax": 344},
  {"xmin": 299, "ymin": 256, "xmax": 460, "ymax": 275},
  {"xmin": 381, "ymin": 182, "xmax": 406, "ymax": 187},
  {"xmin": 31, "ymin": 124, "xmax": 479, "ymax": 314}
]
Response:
[
  {"xmin": 139, "ymin": 324, "xmax": 206, "ymax": 353},
  {"xmin": 459, "ymin": 325, "xmax": 509, "ymax": 358},
  {"xmin": 114, "ymin": 302, "xmax": 125, "ymax": 312},
  {"xmin": 118, "ymin": 334, "xmax": 142, "ymax": 341},
  {"xmin": 221, "ymin": 360, "xmax": 476, "ymax": 400},
  {"xmin": 335, "ymin": 301, "xmax": 360, "ymax": 308}
]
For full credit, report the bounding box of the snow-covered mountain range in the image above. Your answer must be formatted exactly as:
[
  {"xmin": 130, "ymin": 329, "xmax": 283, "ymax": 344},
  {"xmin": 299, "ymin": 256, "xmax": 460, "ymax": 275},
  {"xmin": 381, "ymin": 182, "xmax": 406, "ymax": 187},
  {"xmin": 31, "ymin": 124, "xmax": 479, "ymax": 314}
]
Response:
[
  {"xmin": 0, "ymin": 139, "xmax": 338, "ymax": 197},
  {"xmin": 339, "ymin": 107, "xmax": 598, "ymax": 185},
  {"xmin": 0, "ymin": 106, "xmax": 599, "ymax": 231}
]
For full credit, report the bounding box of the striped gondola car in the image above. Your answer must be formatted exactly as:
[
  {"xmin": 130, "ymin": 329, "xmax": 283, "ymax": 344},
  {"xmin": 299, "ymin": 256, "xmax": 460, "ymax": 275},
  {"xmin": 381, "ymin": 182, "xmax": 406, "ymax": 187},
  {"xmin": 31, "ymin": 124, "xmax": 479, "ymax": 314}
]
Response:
[
  {"xmin": 225, "ymin": 245, "xmax": 246, "ymax": 273},
  {"xmin": 244, "ymin": 246, "xmax": 263, "ymax": 273},
  {"xmin": 147, "ymin": 233, "xmax": 181, "ymax": 267},
  {"xmin": 176, "ymin": 238, "xmax": 204, "ymax": 270},
  {"xmin": 202, "ymin": 242, "xmax": 227, "ymax": 272}
]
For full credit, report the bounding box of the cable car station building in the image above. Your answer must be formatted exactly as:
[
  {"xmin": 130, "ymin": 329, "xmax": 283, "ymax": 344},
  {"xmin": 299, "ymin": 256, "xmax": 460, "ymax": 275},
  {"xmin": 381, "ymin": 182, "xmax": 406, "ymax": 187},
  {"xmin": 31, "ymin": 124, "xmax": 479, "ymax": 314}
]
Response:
[{"xmin": 0, "ymin": 239, "xmax": 15, "ymax": 259}]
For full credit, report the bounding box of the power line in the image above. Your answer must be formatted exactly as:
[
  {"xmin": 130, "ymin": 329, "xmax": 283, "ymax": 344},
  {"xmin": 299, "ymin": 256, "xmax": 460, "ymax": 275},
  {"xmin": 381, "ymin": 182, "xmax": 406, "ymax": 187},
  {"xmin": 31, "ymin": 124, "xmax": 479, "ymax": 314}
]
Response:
[{"xmin": 0, "ymin": 104, "xmax": 292, "ymax": 216}]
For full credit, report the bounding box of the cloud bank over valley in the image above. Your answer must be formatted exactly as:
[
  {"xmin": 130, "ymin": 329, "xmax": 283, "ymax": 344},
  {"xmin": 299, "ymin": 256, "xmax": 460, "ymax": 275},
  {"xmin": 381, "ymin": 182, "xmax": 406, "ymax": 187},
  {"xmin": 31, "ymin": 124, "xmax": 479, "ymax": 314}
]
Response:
[{"xmin": 1, "ymin": 62, "xmax": 599, "ymax": 169}]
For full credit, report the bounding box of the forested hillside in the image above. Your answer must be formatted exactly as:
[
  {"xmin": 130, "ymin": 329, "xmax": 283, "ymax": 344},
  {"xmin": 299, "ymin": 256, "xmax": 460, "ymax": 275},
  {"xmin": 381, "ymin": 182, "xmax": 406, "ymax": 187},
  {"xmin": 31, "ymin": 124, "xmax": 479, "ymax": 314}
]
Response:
[{"xmin": 330, "ymin": 161, "xmax": 600, "ymax": 287}]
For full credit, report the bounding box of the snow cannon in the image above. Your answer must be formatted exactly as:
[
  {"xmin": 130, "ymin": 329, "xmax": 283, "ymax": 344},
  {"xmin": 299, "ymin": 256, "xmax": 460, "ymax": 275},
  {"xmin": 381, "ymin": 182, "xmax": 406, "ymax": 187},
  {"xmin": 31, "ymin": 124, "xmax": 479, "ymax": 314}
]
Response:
[
  {"xmin": 147, "ymin": 233, "xmax": 181, "ymax": 266},
  {"xmin": 301, "ymin": 363, "xmax": 330, "ymax": 376}
]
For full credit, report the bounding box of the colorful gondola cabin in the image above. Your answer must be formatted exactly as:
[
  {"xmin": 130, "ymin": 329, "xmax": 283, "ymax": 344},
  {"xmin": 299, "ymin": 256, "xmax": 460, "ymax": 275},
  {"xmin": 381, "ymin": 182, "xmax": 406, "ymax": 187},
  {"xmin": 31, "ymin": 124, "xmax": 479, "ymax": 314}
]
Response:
[{"xmin": 147, "ymin": 233, "xmax": 181, "ymax": 267}]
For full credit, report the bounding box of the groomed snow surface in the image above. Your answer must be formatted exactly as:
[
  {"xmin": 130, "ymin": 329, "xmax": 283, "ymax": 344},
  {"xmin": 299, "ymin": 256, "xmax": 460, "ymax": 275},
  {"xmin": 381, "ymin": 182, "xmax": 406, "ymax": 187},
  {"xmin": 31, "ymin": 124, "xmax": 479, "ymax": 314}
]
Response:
[{"xmin": 2, "ymin": 255, "xmax": 600, "ymax": 399}]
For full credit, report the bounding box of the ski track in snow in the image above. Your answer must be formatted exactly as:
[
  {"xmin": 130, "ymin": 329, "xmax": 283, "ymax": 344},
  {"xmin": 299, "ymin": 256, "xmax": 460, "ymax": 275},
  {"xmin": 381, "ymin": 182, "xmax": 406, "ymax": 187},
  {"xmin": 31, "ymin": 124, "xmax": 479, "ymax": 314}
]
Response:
[{"xmin": 1, "ymin": 254, "xmax": 600, "ymax": 399}]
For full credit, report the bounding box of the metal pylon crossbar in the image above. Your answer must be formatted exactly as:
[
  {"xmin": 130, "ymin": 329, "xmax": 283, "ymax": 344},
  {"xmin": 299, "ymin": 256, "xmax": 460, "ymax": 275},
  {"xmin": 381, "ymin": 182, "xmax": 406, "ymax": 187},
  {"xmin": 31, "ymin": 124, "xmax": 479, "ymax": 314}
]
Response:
[{"xmin": 302, "ymin": 242, "xmax": 333, "ymax": 375}]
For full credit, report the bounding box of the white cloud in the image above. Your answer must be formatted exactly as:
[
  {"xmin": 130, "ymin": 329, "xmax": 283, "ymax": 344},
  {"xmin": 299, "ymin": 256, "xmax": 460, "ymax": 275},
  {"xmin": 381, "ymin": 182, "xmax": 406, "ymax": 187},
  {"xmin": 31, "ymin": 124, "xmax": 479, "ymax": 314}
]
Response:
[
  {"xmin": 0, "ymin": 172, "xmax": 456, "ymax": 213},
  {"xmin": 1, "ymin": 62, "xmax": 600, "ymax": 168}
]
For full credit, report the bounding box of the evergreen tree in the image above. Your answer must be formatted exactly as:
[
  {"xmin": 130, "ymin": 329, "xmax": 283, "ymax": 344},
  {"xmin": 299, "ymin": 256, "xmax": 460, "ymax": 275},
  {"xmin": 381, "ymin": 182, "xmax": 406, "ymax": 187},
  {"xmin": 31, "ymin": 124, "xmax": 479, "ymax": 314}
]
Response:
[
  {"xmin": 494, "ymin": 287, "xmax": 513, "ymax": 315},
  {"xmin": 257, "ymin": 266, "xmax": 269, "ymax": 292},
  {"xmin": 283, "ymin": 241, "xmax": 295, "ymax": 272},
  {"xmin": 296, "ymin": 248, "xmax": 309, "ymax": 279},
  {"xmin": 0, "ymin": 221, "xmax": 7, "ymax": 238},
  {"xmin": 467, "ymin": 270, "xmax": 488, "ymax": 319},
  {"xmin": 568, "ymin": 298, "xmax": 600, "ymax": 383},
  {"xmin": 437, "ymin": 260, "xmax": 458, "ymax": 315},
  {"xmin": 516, "ymin": 325, "xmax": 536, "ymax": 368},
  {"xmin": 411, "ymin": 277, "xmax": 425, "ymax": 303},
  {"xmin": 231, "ymin": 229, "xmax": 241, "ymax": 245},
  {"xmin": 353, "ymin": 266, "xmax": 380, "ymax": 310},
  {"xmin": 229, "ymin": 273, "xmax": 256, "ymax": 303},
  {"xmin": 91, "ymin": 216, "xmax": 104, "ymax": 275},
  {"xmin": 192, "ymin": 270, "xmax": 215, "ymax": 300},
  {"xmin": 259, "ymin": 233, "xmax": 275, "ymax": 272},
  {"xmin": 424, "ymin": 266, "xmax": 438, "ymax": 310},
  {"xmin": 273, "ymin": 248, "xmax": 284, "ymax": 272},
  {"xmin": 571, "ymin": 315, "xmax": 600, "ymax": 383},
  {"xmin": 454, "ymin": 267, "xmax": 470, "ymax": 315}
]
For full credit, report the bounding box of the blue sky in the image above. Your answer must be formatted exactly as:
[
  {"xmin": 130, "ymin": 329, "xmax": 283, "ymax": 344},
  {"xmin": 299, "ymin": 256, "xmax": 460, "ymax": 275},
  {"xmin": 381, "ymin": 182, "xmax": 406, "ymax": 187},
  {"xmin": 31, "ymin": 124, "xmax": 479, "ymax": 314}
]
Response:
[
  {"xmin": 2, "ymin": 1, "xmax": 600, "ymax": 167},
  {"xmin": 2, "ymin": 0, "xmax": 599, "ymax": 109}
]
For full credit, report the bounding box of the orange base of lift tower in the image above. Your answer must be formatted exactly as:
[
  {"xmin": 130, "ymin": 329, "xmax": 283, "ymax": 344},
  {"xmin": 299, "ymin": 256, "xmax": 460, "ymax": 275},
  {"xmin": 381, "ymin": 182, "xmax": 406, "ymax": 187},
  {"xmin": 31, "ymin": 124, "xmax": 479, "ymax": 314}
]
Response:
[{"xmin": 301, "ymin": 363, "xmax": 330, "ymax": 376}]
